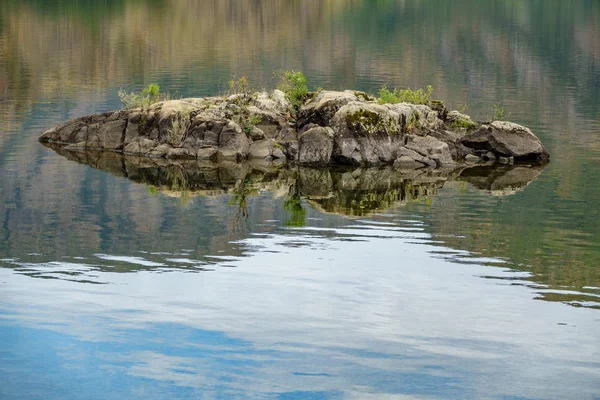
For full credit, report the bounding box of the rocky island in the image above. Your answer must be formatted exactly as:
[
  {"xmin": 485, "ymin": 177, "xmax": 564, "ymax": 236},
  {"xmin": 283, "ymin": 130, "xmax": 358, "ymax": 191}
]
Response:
[{"xmin": 39, "ymin": 85, "xmax": 549, "ymax": 168}]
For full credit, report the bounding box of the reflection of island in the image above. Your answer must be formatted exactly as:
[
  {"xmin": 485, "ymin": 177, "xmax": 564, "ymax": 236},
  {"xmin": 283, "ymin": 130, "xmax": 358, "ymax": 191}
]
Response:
[{"xmin": 47, "ymin": 144, "xmax": 546, "ymax": 220}]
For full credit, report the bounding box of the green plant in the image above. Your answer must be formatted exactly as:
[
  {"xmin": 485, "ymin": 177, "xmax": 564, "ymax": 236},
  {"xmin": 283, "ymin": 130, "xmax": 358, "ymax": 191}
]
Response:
[
  {"xmin": 276, "ymin": 70, "xmax": 309, "ymax": 113},
  {"xmin": 347, "ymin": 109, "xmax": 400, "ymax": 135},
  {"xmin": 456, "ymin": 103, "xmax": 468, "ymax": 113},
  {"xmin": 243, "ymin": 114, "xmax": 262, "ymax": 134},
  {"xmin": 377, "ymin": 85, "xmax": 434, "ymax": 105},
  {"xmin": 167, "ymin": 108, "xmax": 192, "ymax": 146},
  {"xmin": 406, "ymin": 113, "xmax": 422, "ymax": 132},
  {"xmin": 449, "ymin": 117, "xmax": 478, "ymax": 132},
  {"xmin": 119, "ymin": 83, "xmax": 161, "ymax": 109},
  {"xmin": 228, "ymin": 75, "xmax": 251, "ymax": 96},
  {"xmin": 490, "ymin": 104, "xmax": 510, "ymax": 121}
]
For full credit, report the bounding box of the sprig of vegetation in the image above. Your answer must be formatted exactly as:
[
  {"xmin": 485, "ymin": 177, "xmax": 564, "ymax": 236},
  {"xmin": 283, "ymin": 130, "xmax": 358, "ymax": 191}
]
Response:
[
  {"xmin": 118, "ymin": 83, "xmax": 161, "ymax": 109},
  {"xmin": 378, "ymin": 85, "xmax": 434, "ymax": 105},
  {"xmin": 167, "ymin": 108, "xmax": 192, "ymax": 146},
  {"xmin": 490, "ymin": 104, "xmax": 510, "ymax": 121},
  {"xmin": 228, "ymin": 75, "xmax": 252, "ymax": 96},
  {"xmin": 276, "ymin": 70, "xmax": 309, "ymax": 113},
  {"xmin": 449, "ymin": 118, "xmax": 478, "ymax": 132},
  {"xmin": 243, "ymin": 114, "xmax": 262, "ymax": 134}
]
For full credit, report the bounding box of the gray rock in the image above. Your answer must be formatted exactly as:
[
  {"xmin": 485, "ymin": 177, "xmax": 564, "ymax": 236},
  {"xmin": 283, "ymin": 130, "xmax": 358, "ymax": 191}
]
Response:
[
  {"xmin": 330, "ymin": 102, "xmax": 404, "ymax": 165},
  {"xmin": 166, "ymin": 148, "xmax": 196, "ymax": 159},
  {"xmin": 484, "ymin": 151, "xmax": 496, "ymax": 161},
  {"xmin": 297, "ymin": 90, "xmax": 360, "ymax": 128},
  {"xmin": 124, "ymin": 138, "xmax": 158, "ymax": 155},
  {"xmin": 465, "ymin": 154, "xmax": 480, "ymax": 163},
  {"xmin": 298, "ymin": 127, "xmax": 334, "ymax": 165},
  {"xmin": 405, "ymin": 135, "xmax": 455, "ymax": 166},
  {"xmin": 461, "ymin": 121, "xmax": 549, "ymax": 160},
  {"xmin": 394, "ymin": 155, "xmax": 427, "ymax": 169},
  {"xmin": 197, "ymin": 148, "xmax": 217, "ymax": 161},
  {"xmin": 248, "ymin": 139, "xmax": 275, "ymax": 159},
  {"xmin": 216, "ymin": 124, "xmax": 250, "ymax": 161},
  {"xmin": 147, "ymin": 144, "xmax": 172, "ymax": 158}
]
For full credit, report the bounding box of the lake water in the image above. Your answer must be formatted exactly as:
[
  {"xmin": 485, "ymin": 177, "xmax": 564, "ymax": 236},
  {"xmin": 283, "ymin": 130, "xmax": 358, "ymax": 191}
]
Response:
[{"xmin": 1, "ymin": 1, "xmax": 599, "ymax": 399}]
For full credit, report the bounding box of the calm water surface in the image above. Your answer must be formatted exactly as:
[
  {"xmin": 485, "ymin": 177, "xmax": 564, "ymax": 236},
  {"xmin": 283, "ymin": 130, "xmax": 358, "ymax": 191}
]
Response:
[{"xmin": 1, "ymin": 1, "xmax": 600, "ymax": 399}]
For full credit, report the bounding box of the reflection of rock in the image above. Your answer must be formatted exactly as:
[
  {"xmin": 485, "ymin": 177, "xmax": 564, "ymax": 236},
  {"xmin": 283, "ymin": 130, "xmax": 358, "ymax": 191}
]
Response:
[
  {"xmin": 44, "ymin": 144, "xmax": 547, "ymax": 215},
  {"xmin": 458, "ymin": 164, "xmax": 546, "ymax": 196},
  {"xmin": 40, "ymin": 91, "xmax": 549, "ymax": 168}
]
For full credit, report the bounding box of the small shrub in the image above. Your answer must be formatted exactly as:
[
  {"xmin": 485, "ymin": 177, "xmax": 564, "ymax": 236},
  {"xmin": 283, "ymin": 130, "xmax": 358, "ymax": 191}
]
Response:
[
  {"xmin": 456, "ymin": 103, "xmax": 468, "ymax": 114},
  {"xmin": 167, "ymin": 108, "xmax": 192, "ymax": 146},
  {"xmin": 490, "ymin": 104, "xmax": 510, "ymax": 121},
  {"xmin": 119, "ymin": 83, "xmax": 161, "ymax": 109},
  {"xmin": 449, "ymin": 117, "xmax": 478, "ymax": 132},
  {"xmin": 276, "ymin": 70, "xmax": 309, "ymax": 113},
  {"xmin": 377, "ymin": 85, "xmax": 434, "ymax": 105},
  {"xmin": 228, "ymin": 76, "xmax": 252, "ymax": 96},
  {"xmin": 243, "ymin": 114, "xmax": 262, "ymax": 134}
]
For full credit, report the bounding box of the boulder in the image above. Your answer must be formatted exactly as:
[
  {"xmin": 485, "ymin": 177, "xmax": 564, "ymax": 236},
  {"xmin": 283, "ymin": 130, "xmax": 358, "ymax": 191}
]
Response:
[
  {"xmin": 298, "ymin": 126, "xmax": 334, "ymax": 165},
  {"xmin": 124, "ymin": 138, "xmax": 158, "ymax": 155},
  {"xmin": 461, "ymin": 121, "xmax": 549, "ymax": 160},
  {"xmin": 330, "ymin": 102, "xmax": 404, "ymax": 165},
  {"xmin": 404, "ymin": 135, "xmax": 455, "ymax": 166},
  {"xmin": 297, "ymin": 91, "xmax": 362, "ymax": 128},
  {"xmin": 248, "ymin": 139, "xmax": 286, "ymax": 160}
]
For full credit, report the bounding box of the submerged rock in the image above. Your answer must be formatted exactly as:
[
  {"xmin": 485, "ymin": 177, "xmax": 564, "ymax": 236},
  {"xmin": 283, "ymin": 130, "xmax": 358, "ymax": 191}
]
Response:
[{"xmin": 39, "ymin": 89, "xmax": 549, "ymax": 169}]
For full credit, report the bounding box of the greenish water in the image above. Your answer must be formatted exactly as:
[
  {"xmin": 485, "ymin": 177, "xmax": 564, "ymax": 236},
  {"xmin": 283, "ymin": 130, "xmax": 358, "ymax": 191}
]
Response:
[{"xmin": 1, "ymin": 1, "xmax": 599, "ymax": 399}]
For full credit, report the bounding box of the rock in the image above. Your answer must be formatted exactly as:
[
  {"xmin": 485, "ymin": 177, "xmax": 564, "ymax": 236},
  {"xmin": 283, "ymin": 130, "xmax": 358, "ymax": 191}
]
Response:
[
  {"xmin": 297, "ymin": 90, "xmax": 361, "ymax": 128},
  {"xmin": 330, "ymin": 102, "xmax": 404, "ymax": 165},
  {"xmin": 197, "ymin": 148, "xmax": 217, "ymax": 161},
  {"xmin": 124, "ymin": 138, "xmax": 158, "ymax": 155},
  {"xmin": 394, "ymin": 155, "xmax": 428, "ymax": 169},
  {"xmin": 461, "ymin": 121, "xmax": 549, "ymax": 160},
  {"xmin": 254, "ymin": 90, "xmax": 290, "ymax": 116},
  {"xmin": 147, "ymin": 144, "xmax": 172, "ymax": 158},
  {"xmin": 272, "ymin": 144, "xmax": 286, "ymax": 159},
  {"xmin": 404, "ymin": 135, "xmax": 455, "ymax": 166},
  {"xmin": 216, "ymin": 123, "xmax": 250, "ymax": 161},
  {"xmin": 39, "ymin": 89, "xmax": 549, "ymax": 171},
  {"xmin": 446, "ymin": 110, "xmax": 478, "ymax": 132},
  {"xmin": 484, "ymin": 151, "xmax": 496, "ymax": 161},
  {"xmin": 166, "ymin": 148, "xmax": 196, "ymax": 159},
  {"xmin": 396, "ymin": 146, "xmax": 436, "ymax": 167},
  {"xmin": 249, "ymin": 126, "xmax": 266, "ymax": 141},
  {"xmin": 248, "ymin": 139, "xmax": 282, "ymax": 159},
  {"xmin": 298, "ymin": 126, "xmax": 334, "ymax": 165}
]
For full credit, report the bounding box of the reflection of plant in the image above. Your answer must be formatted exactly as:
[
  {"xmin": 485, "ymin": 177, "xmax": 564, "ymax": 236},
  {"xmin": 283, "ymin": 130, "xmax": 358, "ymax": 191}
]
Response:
[
  {"xmin": 284, "ymin": 184, "xmax": 306, "ymax": 227},
  {"xmin": 147, "ymin": 185, "xmax": 159, "ymax": 196},
  {"xmin": 229, "ymin": 177, "xmax": 260, "ymax": 231},
  {"xmin": 165, "ymin": 165, "xmax": 189, "ymax": 191},
  {"xmin": 119, "ymin": 83, "xmax": 161, "ymax": 109}
]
